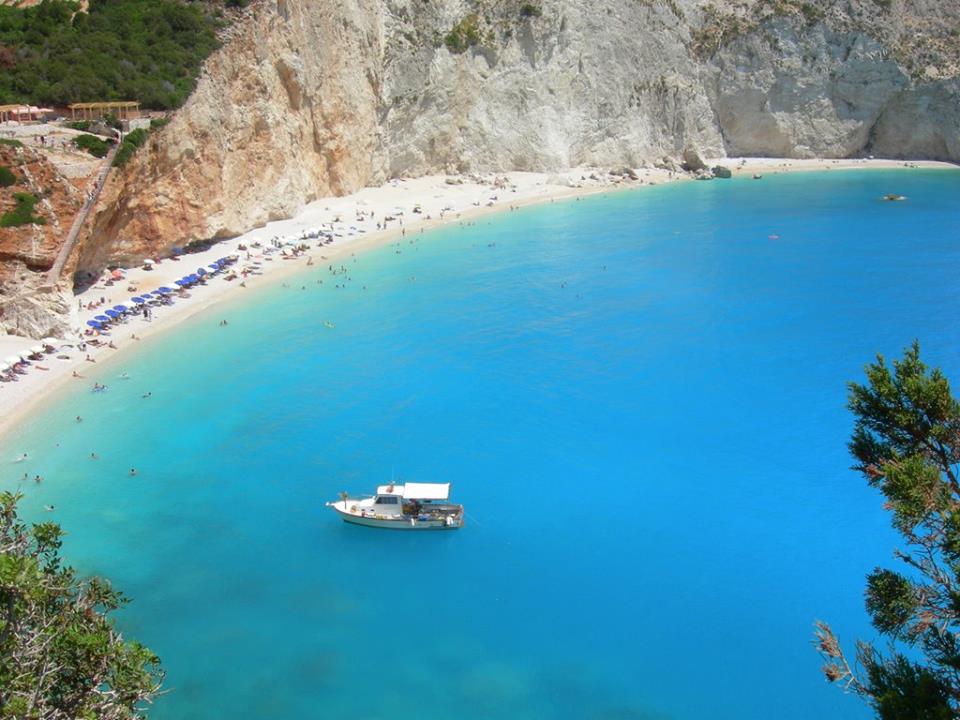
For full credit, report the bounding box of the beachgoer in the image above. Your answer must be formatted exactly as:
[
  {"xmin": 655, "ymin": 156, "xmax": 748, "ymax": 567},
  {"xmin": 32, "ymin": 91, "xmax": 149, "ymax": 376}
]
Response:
[
  {"xmin": 90, "ymin": 452, "xmax": 98, "ymax": 460},
  {"xmin": 33, "ymin": 475, "xmax": 42, "ymax": 483},
  {"xmin": 142, "ymin": 392, "xmax": 152, "ymax": 399},
  {"xmin": 76, "ymin": 415, "xmax": 82, "ymax": 422},
  {"xmin": 14, "ymin": 453, "xmax": 27, "ymax": 463},
  {"xmin": 72, "ymin": 370, "xmax": 82, "ymax": 378},
  {"xmin": 129, "ymin": 468, "xmax": 137, "ymax": 477},
  {"xmin": 108, "ymin": 341, "xmax": 117, "ymax": 349},
  {"xmin": 85, "ymin": 354, "xmax": 95, "ymax": 363},
  {"xmin": 44, "ymin": 505, "xmax": 54, "ymax": 512}
]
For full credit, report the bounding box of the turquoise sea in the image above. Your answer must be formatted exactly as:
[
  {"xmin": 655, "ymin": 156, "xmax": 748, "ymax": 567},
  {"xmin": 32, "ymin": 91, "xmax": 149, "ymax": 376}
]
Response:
[{"xmin": 4, "ymin": 168, "xmax": 960, "ymax": 719}]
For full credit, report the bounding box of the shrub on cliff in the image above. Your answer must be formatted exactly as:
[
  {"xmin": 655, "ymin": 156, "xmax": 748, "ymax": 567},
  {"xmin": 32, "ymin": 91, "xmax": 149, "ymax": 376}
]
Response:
[
  {"xmin": 815, "ymin": 342, "xmax": 959, "ymax": 719},
  {"xmin": 0, "ymin": 165, "xmax": 15, "ymax": 187},
  {"xmin": 113, "ymin": 128, "xmax": 150, "ymax": 168},
  {"xmin": 0, "ymin": 0, "xmax": 220, "ymax": 110},
  {"xmin": 0, "ymin": 192, "xmax": 44, "ymax": 227},
  {"xmin": 73, "ymin": 133, "xmax": 110, "ymax": 158},
  {"xmin": 0, "ymin": 491, "xmax": 163, "ymax": 717},
  {"xmin": 444, "ymin": 14, "xmax": 482, "ymax": 53}
]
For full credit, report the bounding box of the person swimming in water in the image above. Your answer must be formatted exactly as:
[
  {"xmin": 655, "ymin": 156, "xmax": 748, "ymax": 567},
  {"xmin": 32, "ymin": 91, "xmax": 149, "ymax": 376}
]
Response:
[{"xmin": 14, "ymin": 453, "xmax": 27, "ymax": 463}]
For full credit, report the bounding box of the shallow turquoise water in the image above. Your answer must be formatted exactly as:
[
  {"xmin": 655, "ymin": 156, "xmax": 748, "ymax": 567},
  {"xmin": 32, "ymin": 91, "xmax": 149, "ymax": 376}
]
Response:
[{"xmin": 5, "ymin": 169, "xmax": 960, "ymax": 719}]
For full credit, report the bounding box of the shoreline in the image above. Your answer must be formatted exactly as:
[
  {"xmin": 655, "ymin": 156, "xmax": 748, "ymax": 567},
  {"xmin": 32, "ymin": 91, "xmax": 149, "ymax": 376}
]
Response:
[{"xmin": 0, "ymin": 156, "xmax": 955, "ymax": 446}]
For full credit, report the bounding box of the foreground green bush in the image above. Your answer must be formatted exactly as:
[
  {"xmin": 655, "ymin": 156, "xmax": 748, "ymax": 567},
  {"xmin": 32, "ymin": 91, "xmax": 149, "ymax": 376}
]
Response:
[
  {"xmin": 0, "ymin": 491, "xmax": 163, "ymax": 717},
  {"xmin": 0, "ymin": 192, "xmax": 44, "ymax": 227},
  {"xmin": 0, "ymin": 165, "xmax": 15, "ymax": 187},
  {"xmin": 0, "ymin": 0, "xmax": 220, "ymax": 109}
]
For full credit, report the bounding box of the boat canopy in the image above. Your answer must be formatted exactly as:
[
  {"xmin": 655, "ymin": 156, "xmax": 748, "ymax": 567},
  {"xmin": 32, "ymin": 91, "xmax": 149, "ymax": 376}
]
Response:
[{"xmin": 376, "ymin": 483, "xmax": 451, "ymax": 501}]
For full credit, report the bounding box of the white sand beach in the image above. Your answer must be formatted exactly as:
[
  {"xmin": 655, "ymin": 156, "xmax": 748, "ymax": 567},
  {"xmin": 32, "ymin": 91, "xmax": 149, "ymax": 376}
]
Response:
[{"xmin": 0, "ymin": 156, "xmax": 953, "ymax": 441}]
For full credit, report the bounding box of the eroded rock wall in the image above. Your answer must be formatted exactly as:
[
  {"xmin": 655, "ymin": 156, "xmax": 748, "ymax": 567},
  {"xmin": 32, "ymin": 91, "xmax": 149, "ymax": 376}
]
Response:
[
  {"xmin": 81, "ymin": 0, "xmax": 385, "ymax": 269},
  {"xmin": 69, "ymin": 0, "xmax": 960, "ymax": 278}
]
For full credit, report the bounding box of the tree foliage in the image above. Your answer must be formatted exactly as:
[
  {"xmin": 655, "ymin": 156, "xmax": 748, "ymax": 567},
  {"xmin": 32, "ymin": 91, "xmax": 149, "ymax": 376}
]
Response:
[
  {"xmin": 0, "ymin": 0, "xmax": 221, "ymax": 109},
  {"xmin": 0, "ymin": 491, "xmax": 163, "ymax": 718},
  {"xmin": 815, "ymin": 342, "xmax": 960, "ymax": 718}
]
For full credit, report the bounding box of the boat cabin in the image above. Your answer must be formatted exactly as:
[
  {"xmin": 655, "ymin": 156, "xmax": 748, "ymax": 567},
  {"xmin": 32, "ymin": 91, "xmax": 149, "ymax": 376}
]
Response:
[{"xmin": 371, "ymin": 482, "xmax": 451, "ymax": 517}]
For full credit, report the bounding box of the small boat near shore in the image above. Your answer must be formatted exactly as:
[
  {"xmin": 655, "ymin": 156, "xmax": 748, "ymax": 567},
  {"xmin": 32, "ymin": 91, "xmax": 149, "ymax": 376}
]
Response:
[{"xmin": 326, "ymin": 482, "xmax": 464, "ymax": 530}]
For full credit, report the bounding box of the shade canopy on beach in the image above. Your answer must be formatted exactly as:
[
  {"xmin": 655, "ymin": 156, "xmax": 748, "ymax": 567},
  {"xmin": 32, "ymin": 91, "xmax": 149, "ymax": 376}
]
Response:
[
  {"xmin": 131, "ymin": 297, "xmax": 145, "ymax": 304},
  {"xmin": 40, "ymin": 337, "xmax": 58, "ymax": 346},
  {"xmin": 30, "ymin": 345, "xmax": 45, "ymax": 354},
  {"xmin": 4, "ymin": 355, "xmax": 22, "ymax": 365},
  {"xmin": 143, "ymin": 258, "xmax": 154, "ymax": 265},
  {"xmin": 86, "ymin": 320, "xmax": 102, "ymax": 328},
  {"xmin": 158, "ymin": 286, "xmax": 173, "ymax": 293},
  {"xmin": 94, "ymin": 315, "xmax": 111, "ymax": 322},
  {"xmin": 197, "ymin": 268, "xmax": 207, "ymax": 275},
  {"xmin": 105, "ymin": 310, "xmax": 120, "ymax": 318},
  {"xmin": 113, "ymin": 305, "xmax": 128, "ymax": 312}
]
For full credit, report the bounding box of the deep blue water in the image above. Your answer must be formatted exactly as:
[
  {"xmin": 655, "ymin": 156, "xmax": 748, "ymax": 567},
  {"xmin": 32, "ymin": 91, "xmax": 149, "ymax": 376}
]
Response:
[{"xmin": 5, "ymin": 168, "xmax": 960, "ymax": 720}]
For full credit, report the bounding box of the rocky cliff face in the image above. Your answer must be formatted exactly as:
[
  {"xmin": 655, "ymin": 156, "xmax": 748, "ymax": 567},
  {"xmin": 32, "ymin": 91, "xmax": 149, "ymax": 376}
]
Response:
[
  {"xmin": 61, "ymin": 0, "xmax": 960, "ymax": 284},
  {"xmin": 0, "ymin": 143, "xmax": 90, "ymax": 338}
]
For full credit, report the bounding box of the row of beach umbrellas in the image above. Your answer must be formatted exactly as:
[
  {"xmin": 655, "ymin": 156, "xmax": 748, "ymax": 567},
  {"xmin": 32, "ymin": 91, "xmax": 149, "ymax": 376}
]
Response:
[{"xmin": 85, "ymin": 257, "xmax": 236, "ymax": 331}]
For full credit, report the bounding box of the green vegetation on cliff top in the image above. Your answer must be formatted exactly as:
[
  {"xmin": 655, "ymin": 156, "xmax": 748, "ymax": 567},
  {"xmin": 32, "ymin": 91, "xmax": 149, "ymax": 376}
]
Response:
[{"xmin": 0, "ymin": 0, "xmax": 222, "ymax": 109}]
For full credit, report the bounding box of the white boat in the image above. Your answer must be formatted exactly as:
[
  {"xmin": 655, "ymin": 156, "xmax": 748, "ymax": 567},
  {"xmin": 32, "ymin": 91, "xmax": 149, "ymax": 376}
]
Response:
[{"xmin": 326, "ymin": 482, "xmax": 464, "ymax": 530}]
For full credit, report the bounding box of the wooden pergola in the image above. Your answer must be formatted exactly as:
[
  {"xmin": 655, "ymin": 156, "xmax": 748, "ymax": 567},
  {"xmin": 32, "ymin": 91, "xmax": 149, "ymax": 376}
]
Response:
[
  {"xmin": 68, "ymin": 101, "xmax": 140, "ymax": 121},
  {"xmin": 0, "ymin": 104, "xmax": 46, "ymax": 122}
]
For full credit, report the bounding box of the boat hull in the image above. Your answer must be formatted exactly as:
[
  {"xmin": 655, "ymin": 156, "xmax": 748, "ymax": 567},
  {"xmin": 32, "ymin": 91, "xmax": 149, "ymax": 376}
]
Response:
[{"xmin": 330, "ymin": 505, "xmax": 462, "ymax": 530}]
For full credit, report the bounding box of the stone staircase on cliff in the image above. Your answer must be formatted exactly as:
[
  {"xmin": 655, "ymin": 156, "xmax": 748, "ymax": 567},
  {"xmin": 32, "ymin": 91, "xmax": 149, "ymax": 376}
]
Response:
[{"xmin": 45, "ymin": 140, "xmax": 119, "ymax": 288}]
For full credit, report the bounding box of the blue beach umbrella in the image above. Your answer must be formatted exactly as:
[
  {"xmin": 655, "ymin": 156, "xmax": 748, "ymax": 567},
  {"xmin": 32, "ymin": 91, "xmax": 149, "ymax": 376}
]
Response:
[
  {"xmin": 94, "ymin": 315, "xmax": 111, "ymax": 322},
  {"xmin": 208, "ymin": 264, "xmax": 219, "ymax": 271},
  {"xmin": 86, "ymin": 320, "xmax": 101, "ymax": 328},
  {"xmin": 158, "ymin": 286, "xmax": 173, "ymax": 293},
  {"xmin": 152, "ymin": 290, "xmax": 166, "ymax": 296},
  {"xmin": 104, "ymin": 310, "xmax": 120, "ymax": 319},
  {"xmin": 197, "ymin": 268, "xmax": 207, "ymax": 275},
  {"xmin": 131, "ymin": 297, "xmax": 145, "ymax": 304},
  {"xmin": 174, "ymin": 279, "xmax": 185, "ymax": 287},
  {"xmin": 113, "ymin": 305, "xmax": 128, "ymax": 312}
]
